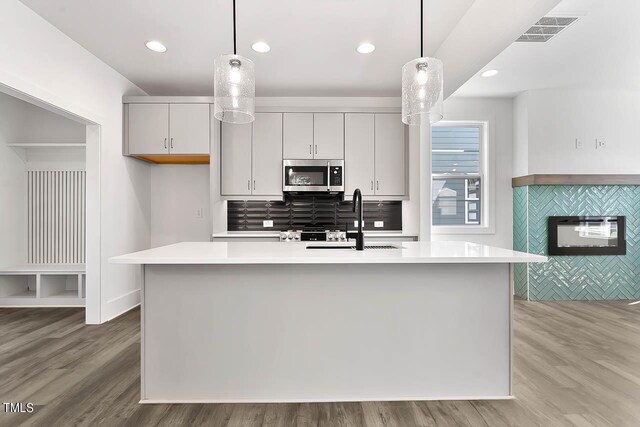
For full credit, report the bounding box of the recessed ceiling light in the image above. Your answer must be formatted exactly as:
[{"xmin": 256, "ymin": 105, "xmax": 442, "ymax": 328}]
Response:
[
  {"xmin": 481, "ymin": 69, "xmax": 499, "ymax": 78},
  {"xmin": 356, "ymin": 42, "xmax": 375, "ymax": 54},
  {"xmin": 145, "ymin": 40, "xmax": 167, "ymax": 53},
  {"xmin": 252, "ymin": 41, "xmax": 271, "ymax": 53}
]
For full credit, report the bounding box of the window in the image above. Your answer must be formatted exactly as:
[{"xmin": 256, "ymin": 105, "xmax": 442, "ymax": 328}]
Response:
[{"xmin": 432, "ymin": 122, "xmax": 486, "ymax": 228}]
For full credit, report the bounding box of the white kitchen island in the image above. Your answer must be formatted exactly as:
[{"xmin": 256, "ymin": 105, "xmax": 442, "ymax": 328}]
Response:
[{"xmin": 111, "ymin": 241, "xmax": 546, "ymax": 403}]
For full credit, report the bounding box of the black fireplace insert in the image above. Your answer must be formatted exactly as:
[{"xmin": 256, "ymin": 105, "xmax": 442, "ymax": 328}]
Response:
[{"xmin": 548, "ymin": 216, "xmax": 626, "ymax": 256}]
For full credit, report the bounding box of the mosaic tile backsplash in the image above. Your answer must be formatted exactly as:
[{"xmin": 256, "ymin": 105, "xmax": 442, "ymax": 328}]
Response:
[
  {"xmin": 513, "ymin": 185, "xmax": 640, "ymax": 301},
  {"xmin": 228, "ymin": 195, "xmax": 402, "ymax": 231}
]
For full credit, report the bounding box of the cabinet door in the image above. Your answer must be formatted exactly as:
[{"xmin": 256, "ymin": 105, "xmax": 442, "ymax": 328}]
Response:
[
  {"xmin": 128, "ymin": 104, "xmax": 169, "ymax": 155},
  {"xmin": 374, "ymin": 114, "xmax": 406, "ymax": 196},
  {"xmin": 169, "ymin": 104, "xmax": 210, "ymax": 154},
  {"xmin": 344, "ymin": 114, "xmax": 375, "ymax": 195},
  {"xmin": 252, "ymin": 113, "xmax": 283, "ymax": 196},
  {"xmin": 221, "ymin": 122, "xmax": 252, "ymax": 195},
  {"xmin": 313, "ymin": 113, "xmax": 344, "ymax": 159},
  {"xmin": 282, "ymin": 113, "xmax": 313, "ymax": 159}
]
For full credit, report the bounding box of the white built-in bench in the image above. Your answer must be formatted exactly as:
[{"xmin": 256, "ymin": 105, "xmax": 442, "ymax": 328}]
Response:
[{"xmin": 0, "ymin": 264, "xmax": 85, "ymax": 307}]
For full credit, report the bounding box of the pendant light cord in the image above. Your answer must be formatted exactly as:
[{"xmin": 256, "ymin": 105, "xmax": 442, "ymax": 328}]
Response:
[
  {"xmin": 233, "ymin": 0, "xmax": 237, "ymax": 55},
  {"xmin": 420, "ymin": 0, "xmax": 423, "ymax": 57}
]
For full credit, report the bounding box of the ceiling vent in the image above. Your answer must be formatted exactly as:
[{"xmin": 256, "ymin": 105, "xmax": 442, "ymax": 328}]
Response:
[{"xmin": 516, "ymin": 16, "xmax": 579, "ymax": 43}]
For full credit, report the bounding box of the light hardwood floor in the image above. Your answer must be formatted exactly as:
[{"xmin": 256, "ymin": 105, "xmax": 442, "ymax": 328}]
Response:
[{"xmin": 0, "ymin": 300, "xmax": 639, "ymax": 426}]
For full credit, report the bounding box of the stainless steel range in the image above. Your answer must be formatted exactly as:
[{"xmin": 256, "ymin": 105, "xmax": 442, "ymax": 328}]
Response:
[{"xmin": 279, "ymin": 225, "xmax": 348, "ymax": 242}]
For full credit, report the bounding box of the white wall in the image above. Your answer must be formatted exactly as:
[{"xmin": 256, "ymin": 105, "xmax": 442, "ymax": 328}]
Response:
[
  {"xmin": 430, "ymin": 97, "xmax": 514, "ymax": 249},
  {"xmin": 0, "ymin": 92, "xmax": 87, "ymax": 267},
  {"xmin": 150, "ymin": 165, "xmax": 211, "ymax": 247},
  {"xmin": 512, "ymin": 91, "xmax": 529, "ymax": 177},
  {"xmin": 0, "ymin": 0, "xmax": 149, "ymax": 323},
  {"xmin": 515, "ymin": 88, "xmax": 640, "ymax": 174},
  {"xmin": 0, "ymin": 94, "xmax": 29, "ymax": 267}
]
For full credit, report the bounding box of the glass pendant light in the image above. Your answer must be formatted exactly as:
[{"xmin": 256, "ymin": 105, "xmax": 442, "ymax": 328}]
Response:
[
  {"xmin": 214, "ymin": 0, "xmax": 255, "ymax": 124},
  {"xmin": 401, "ymin": 0, "xmax": 443, "ymax": 125}
]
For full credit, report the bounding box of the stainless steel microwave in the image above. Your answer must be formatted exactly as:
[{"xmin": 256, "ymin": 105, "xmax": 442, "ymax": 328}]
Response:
[{"xmin": 283, "ymin": 160, "xmax": 344, "ymax": 193}]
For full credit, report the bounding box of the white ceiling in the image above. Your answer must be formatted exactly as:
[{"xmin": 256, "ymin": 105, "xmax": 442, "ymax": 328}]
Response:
[
  {"xmin": 19, "ymin": 0, "xmax": 476, "ymax": 96},
  {"xmin": 455, "ymin": 0, "xmax": 640, "ymax": 97}
]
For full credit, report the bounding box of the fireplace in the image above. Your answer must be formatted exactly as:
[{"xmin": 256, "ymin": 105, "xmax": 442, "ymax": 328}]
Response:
[{"xmin": 548, "ymin": 216, "xmax": 626, "ymax": 256}]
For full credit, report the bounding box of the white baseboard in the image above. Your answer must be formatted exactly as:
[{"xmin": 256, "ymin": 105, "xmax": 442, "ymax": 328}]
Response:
[{"xmin": 105, "ymin": 288, "xmax": 140, "ymax": 322}]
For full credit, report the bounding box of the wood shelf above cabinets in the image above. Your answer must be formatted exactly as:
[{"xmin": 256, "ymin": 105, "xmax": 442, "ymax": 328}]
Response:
[
  {"xmin": 512, "ymin": 174, "xmax": 640, "ymax": 187},
  {"xmin": 133, "ymin": 155, "xmax": 210, "ymax": 165}
]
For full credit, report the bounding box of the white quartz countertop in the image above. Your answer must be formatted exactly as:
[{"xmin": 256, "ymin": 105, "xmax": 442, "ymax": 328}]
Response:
[
  {"xmin": 211, "ymin": 231, "xmax": 419, "ymax": 238},
  {"xmin": 110, "ymin": 241, "xmax": 547, "ymax": 265}
]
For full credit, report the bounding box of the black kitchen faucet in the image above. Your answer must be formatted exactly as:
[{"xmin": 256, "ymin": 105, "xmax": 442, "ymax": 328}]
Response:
[{"xmin": 346, "ymin": 188, "xmax": 365, "ymax": 250}]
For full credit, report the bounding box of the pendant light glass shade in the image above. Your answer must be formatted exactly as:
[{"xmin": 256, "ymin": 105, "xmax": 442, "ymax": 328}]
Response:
[
  {"xmin": 214, "ymin": 54, "xmax": 255, "ymax": 124},
  {"xmin": 401, "ymin": 57, "xmax": 443, "ymax": 125}
]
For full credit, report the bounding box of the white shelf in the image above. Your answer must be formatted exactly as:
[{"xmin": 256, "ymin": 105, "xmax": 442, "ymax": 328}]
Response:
[
  {"xmin": 7, "ymin": 290, "xmax": 36, "ymax": 298},
  {"xmin": 0, "ymin": 264, "xmax": 85, "ymax": 274},
  {"xmin": 0, "ymin": 266, "xmax": 85, "ymax": 307},
  {"xmin": 0, "ymin": 297, "xmax": 85, "ymax": 308},
  {"xmin": 7, "ymin": 142, "xmax": 86, "ymax": 148},
  {"xmin": 48, "ymin": 290, "xmax": 79, "ymax": 298},
  {"xmin": 7, "ymin": 143, "xmax": 86, "ymax": 163}
]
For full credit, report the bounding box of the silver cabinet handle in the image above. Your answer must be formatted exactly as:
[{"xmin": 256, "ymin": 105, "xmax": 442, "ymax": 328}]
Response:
[
  {"xmin": 253, "ymin": 180, "xmax": 256, "ymax": 191},
  {"xmin": 309, "ymin": 144, "xmax": 312, "ymax": 155},
  {"xmin": 371, "ymin": 180, "xmax": 373, "ymax": 191},
  {"xmin": 170, "ymin": 137, "xmax": 174, "ymax": 149},
  {"xmin": 164, "ymin": 138, "xmax": 167, "ymax": 149},
  {"xmin": 248, "ymin": 180, "xmax": 250, "ymax": 190},
  {"xmin": 376, "ymin": 180, "xmax": 379, "ymax": 191},
  {"xmin": 315, "ymin": 145, "xmax": 318, "ymax": 155}
]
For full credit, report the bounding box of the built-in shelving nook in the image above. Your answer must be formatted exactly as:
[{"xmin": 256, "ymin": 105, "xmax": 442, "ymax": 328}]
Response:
[{"xmin": 0, "ymin": 92, "xmax": 87, "ymax": 307}]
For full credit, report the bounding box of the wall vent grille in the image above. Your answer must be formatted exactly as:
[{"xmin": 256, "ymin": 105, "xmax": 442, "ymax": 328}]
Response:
[
  {"xmin": 516, "ymin": 16, "xmax": 579, "ymax": 43},
  {"xmin": 27, "ymin": 170, "xmax": 86, "ymax": 264}
]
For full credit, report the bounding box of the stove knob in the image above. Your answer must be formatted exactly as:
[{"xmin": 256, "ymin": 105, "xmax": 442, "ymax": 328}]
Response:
[
  {"xmin": 328, "ymin": 233, "xmax": 334, "ymax": 241},
  {"xmin": 286, "ymin": 233, "xmax": 293, "ymax": 240},
  {"xmin": 294, "ymin": 234, "xmax": 300, "ymax": 241}
]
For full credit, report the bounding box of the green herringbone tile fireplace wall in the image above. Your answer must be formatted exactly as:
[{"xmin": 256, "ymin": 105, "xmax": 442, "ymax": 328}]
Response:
[
  {"xmin": 513, "ymin": 185, "xmax": 640, "ymax": 301},
  {"xmin": 513, "ymin": 186, "xmax": 528, "ymax": 299}
]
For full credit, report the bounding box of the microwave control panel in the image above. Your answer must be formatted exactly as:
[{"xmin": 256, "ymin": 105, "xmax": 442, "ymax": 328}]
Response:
[{"xmin": 329, "ymin": 166, "xmax": 343, "ymax": 187}]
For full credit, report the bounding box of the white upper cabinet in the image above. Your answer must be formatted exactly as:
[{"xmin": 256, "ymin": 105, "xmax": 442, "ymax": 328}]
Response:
[
  {"xmin": 374, "ymin": 114, "xmax": 406, "ymax": 196},
  {"xmin": 221, "ymin": 122, "xmax": 252, "ymax": 196},
  {"xmin": 252, "ymin": 113, "xmax": 283, "ymax": 196},
  {"xmin": 344, "ymin": 114, "xmax": 375, "ymax": 196},
  {"xmin": 128, "ymin": 104, "xmax": 169, "ymax": 155},
  {"xmin": 283, "ymin": 113, "xmax": 314, "ymax": 159},
  {"xmin": 169, "ymin": 104, "xmax": 210, "ymax": 154},
  {"xmin": 127, "ymin": 103, "xmax": 210, "ymax": 157},
  {"xmin": 221, "ymin": 113, "xmax": 283, "ymax": 197},
  {"xmin": 313, "ymin": 113, "xmax": 344, "ymax": 159},
  {"xmin": 283, "ymin": 113, "xmax": 344, "ymax": 159}
]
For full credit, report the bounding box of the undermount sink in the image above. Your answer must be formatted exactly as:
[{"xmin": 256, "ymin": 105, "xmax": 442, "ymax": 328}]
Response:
[{"xmin": 305, "ymin": 243, "xmax": 402, "ymax": 250}]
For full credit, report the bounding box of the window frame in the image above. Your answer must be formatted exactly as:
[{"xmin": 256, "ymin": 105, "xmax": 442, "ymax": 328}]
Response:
[{"xmin": 431, "ymin": 119, "xmax": 495, "ymax": 235}]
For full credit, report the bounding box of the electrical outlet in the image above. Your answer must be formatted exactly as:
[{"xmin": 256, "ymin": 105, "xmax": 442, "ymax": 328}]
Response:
[
  {"xmin": 195, "ymin": 208, "xmax": 203, "ymax": 219},
  {"xmin": 596, "ymin": 138, "xmax": 606, "ymax": 149},
  {"xmin": 575, "ymin": 138, "xmax": 583, "ymax": 149},
  {"xmin": 263, "ymin": 220, "xmax": 273, "ymax": 228},
  {"xmin": 374, "ymin": 221, "xmax": 384, "ymax": 228}
]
